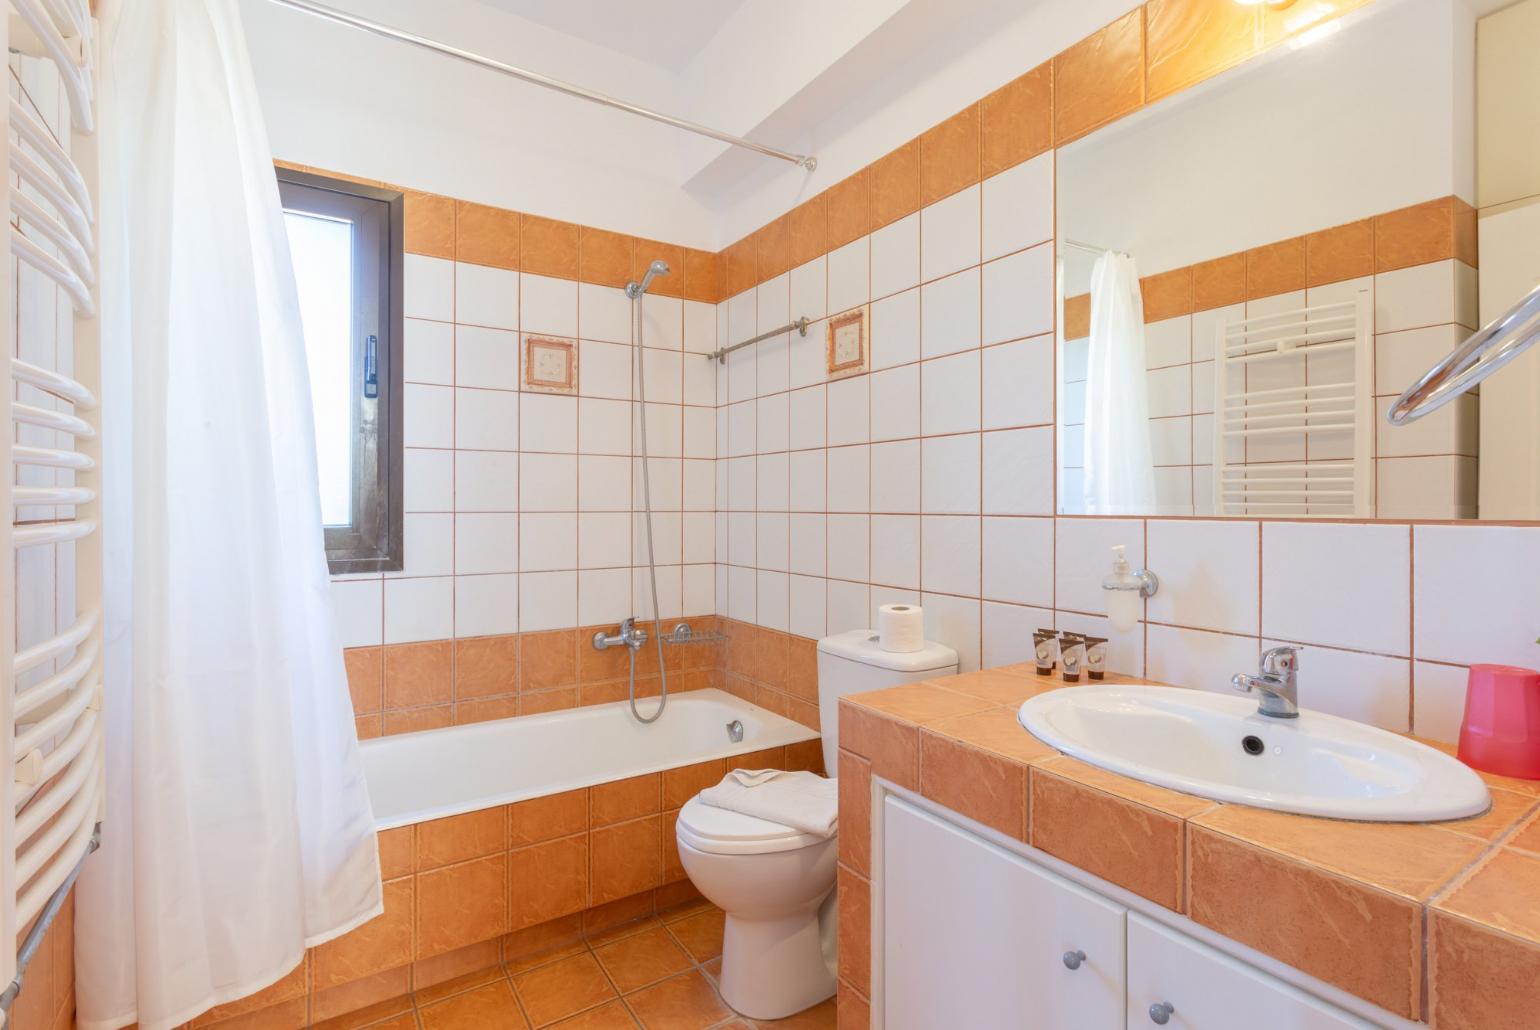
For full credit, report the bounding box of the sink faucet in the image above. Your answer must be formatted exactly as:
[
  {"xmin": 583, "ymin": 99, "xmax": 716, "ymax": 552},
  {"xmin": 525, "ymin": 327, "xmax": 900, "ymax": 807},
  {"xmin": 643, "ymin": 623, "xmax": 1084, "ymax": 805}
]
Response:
[{"xmin": 1232, "ymin": 646, "xmax": 1300, "ymax": 719}]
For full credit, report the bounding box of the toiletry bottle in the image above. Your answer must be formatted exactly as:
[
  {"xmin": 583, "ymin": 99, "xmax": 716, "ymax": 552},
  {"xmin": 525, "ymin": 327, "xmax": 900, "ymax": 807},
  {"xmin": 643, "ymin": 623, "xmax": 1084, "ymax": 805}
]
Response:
[
  {"xmin": 1059, "ymin": 634, "xmax": 1087, "ymax": 682},
  {"xmin": 1084, "ymin": 636, "xmax": 1108, "ymax": 680},
  {"xmin": 1033, "ymin": 629, "xmax": 1059, "ymax": 676}
]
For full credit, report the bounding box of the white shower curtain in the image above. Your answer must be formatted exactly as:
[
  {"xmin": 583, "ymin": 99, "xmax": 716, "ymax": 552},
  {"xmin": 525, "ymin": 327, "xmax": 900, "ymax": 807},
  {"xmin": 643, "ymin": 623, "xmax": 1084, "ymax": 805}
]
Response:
[
  {"xmin": 75, "ymin": 2, "xmax": 382, "ymax": 1028},
  {"xmin": 1082, "ymin": 252, "xmax": 1157, "ymax": 514}
]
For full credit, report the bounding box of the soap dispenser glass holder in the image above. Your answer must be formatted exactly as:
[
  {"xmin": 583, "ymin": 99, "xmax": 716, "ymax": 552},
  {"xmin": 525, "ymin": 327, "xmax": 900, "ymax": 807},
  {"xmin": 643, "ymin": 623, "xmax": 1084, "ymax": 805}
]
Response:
[{"xmin": 1102, "ymin": 544, "xmax": 1158, "ymax": 633}]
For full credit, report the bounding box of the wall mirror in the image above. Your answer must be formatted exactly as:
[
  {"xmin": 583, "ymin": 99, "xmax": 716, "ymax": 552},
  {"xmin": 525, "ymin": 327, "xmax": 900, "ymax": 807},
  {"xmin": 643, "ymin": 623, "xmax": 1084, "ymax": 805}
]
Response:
[{"xmin": 1054, "ymin": 0, "xmax": 1520, "ymax": 521}]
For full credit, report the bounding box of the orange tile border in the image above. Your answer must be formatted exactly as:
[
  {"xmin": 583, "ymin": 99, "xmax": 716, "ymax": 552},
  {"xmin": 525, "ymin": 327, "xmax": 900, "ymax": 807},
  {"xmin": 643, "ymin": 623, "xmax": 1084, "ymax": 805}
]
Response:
[
  {"xmin": 1144, "ymin": 0, "xmax": 1259, "ymax": 103},
  {"xmin": 980, "ymin": 62, "xmax": 1053, "ymax": 179},
  {"xmin": 868, "ymin": 138, "xmax": 922, "ymax": 231},
  {"xmin": 1053, "ymin": 8, "xmax": 1146, "ymax": 145},
  {"xmin": 1061, "ymin": 196, "xmax": 1474, "ymax": 330},
  {"xmin": 919, "ymin": 104, "xmax": 981, "ymax": 207}
]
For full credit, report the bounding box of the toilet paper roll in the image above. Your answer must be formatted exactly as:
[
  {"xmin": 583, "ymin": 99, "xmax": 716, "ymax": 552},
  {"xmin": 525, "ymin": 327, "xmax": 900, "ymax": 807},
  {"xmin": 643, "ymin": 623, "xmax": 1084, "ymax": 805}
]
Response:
[{"xmin": 878, "ymin": 604, "xmax": 924, "ymax": 653}]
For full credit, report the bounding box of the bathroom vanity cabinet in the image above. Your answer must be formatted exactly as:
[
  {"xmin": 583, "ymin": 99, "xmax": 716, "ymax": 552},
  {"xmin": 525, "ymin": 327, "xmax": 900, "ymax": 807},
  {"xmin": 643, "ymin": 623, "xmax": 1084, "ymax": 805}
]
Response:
[{"xmin": 879, "ymin": 795, "xmax": 1384, "ymax": 1029}]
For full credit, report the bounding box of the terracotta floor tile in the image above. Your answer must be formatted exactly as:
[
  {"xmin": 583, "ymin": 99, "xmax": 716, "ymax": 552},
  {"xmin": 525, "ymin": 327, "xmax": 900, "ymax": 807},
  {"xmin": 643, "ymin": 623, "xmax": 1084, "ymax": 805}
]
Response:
[
  {"xmin": 312, "ymin": 996, "xmax": 410, "ymax": 1030},
  {"xmin": 755, "ymin": 997, "xmax": 838, "ymax": 1028},
  {"xmin": 658, "ymin": 898, "xmax": 713, "ymax": 925},
  {"xmin": 594, "ymin": 925, "xmax": 693, "ymax": 993},
  {"xmin": 413, "ymin": 964, "xmax": 506, "ymax": 1006},
  {"xmin": 623, "ymin": 971, "xmax": 731, "ymax": 1030},
  {"xmin": 549, "ymin": 1000, "xmax": 640, "ymax": 1028},
  {"xmin": 665, "ymin": 908, "xmax": 725, "ymax": 962},
  {"xmin": 420, "ymin": 980, "xmax": 530, "ymax": 1030},
  {"xmin": 356, "ymin": 1016, "xmax": 417, "ymax": 1030},
  {"xmin": 513, "ymin": 953, "xmax": 619, "ymax": 1027},
  {"xmin": 586, "ymin": 916, "xmax": 662, "ymax": 948},
  {"xmin": 506, "ymin": 941, "xmax": 589, "ymax": 975}
]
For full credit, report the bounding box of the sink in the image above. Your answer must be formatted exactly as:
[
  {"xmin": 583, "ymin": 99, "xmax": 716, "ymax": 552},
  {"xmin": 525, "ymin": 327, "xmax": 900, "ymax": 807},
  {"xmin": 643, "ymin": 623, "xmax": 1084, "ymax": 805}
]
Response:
[{"xmin": 1018, "ymin": 685, "xmax": 1491, "ymax": 822}]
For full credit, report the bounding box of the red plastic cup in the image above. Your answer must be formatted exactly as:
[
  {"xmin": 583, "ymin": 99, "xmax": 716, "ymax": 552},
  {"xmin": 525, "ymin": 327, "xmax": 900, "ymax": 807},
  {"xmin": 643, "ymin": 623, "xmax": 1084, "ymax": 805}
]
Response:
[{"xmin": 1458, "ymin": 664, "xmax": 1540, "ymax": 780}]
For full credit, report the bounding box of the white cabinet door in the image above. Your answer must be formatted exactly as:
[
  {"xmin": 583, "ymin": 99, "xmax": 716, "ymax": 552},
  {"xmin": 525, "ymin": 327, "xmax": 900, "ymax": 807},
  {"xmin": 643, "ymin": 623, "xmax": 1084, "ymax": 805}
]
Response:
[
  {"xmin": 1126, "ymin": 914, "xmax": 1375, "ymax": 1029},
  {"xmin": 881, "ymin": 796, "xmax": 1126, "ymax": 1029}
]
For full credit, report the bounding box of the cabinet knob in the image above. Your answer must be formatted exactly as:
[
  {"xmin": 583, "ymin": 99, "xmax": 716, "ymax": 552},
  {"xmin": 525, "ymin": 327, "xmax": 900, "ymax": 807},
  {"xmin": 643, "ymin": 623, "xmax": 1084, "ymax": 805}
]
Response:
[
  {"xmin": 1148, "ymin": 1001, "xmax": 1175, "ymax": 1025},
  {"xmin": 1061, "ymin": 949, "xmax": 1086, "ymax": 970}
]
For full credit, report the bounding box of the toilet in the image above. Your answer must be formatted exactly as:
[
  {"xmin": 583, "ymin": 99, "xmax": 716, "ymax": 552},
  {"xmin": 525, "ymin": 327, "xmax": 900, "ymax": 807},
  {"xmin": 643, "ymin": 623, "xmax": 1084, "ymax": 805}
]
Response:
[{"xmin": 676, "ymin": 629, "xmax": 959, "ymax": 1019}]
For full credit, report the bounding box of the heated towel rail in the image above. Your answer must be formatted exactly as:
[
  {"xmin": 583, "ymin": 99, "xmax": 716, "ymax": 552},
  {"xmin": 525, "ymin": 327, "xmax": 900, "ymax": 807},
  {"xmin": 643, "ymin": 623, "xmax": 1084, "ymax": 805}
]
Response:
[
  {"xmin": 2, "ymin": 0, "xmax": 104, "ymax": 1023},
  {"xmin": 1212, "ymin": 296, "xmax": 1373, "ymax": 517}
]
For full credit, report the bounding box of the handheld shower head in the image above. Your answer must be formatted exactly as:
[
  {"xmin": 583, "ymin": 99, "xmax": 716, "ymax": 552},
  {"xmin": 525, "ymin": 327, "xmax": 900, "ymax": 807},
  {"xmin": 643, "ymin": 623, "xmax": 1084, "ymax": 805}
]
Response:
[{"xmin": 627, "ymin": 258, "xmax": 673, "ymax": 299}]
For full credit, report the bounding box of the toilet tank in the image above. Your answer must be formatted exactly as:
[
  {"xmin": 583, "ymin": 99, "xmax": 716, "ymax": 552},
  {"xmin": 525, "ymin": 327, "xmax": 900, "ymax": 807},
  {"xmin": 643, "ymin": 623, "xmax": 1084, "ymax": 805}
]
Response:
[{"xmin": 816, "ymin": 629, "xmax": 959, "ymax": 775}]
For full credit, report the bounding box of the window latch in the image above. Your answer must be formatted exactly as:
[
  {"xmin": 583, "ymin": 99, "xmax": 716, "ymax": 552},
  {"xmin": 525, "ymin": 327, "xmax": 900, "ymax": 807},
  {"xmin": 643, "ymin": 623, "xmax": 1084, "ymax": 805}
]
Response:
[{"xmin": 363, "ymin": 334, "xmax": 379, "ymax": 399}]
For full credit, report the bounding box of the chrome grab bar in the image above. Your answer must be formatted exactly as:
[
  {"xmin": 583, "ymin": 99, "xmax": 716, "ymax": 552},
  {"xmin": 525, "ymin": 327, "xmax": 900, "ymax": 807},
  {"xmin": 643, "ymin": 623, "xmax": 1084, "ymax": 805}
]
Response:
[{"xmin": 1386, "ymin": 280, "xmax": 1540, "ymax": 425}]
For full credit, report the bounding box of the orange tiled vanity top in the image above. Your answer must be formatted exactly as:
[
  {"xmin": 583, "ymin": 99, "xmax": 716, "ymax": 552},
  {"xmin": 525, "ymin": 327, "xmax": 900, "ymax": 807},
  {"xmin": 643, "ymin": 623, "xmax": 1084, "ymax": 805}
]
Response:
[{"xmin": 834, "ymin": 668, "xmax": 1540, "ymax": 1027}]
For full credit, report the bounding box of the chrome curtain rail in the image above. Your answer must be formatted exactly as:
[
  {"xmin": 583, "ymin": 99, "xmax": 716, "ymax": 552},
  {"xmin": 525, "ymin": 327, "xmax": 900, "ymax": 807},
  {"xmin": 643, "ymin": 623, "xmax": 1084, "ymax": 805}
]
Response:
[
  {"xmin": 263, "ymin": 0, "xmax": 817, "ymax": 171},
  {"xmin": 1387, "ymin": 281, "xmax": 1540, "ymax": 425},
  {"xmin": 0, "ymin": 824, "xmax": 100, "ymax": 1019},
  {"xmin": 705, "ymin": 317, "xmax": 810, "ymax": 363}
]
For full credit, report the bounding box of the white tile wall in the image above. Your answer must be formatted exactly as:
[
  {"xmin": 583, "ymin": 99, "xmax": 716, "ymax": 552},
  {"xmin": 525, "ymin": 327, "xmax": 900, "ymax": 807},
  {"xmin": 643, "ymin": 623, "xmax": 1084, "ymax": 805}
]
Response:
[
  {"xmin": 336, "ymin": 256, "xmax": 718, "ymax": 643},
  {"xmin": 338, "ymin": 156, "xmax": 1477, "ymax": 744}
]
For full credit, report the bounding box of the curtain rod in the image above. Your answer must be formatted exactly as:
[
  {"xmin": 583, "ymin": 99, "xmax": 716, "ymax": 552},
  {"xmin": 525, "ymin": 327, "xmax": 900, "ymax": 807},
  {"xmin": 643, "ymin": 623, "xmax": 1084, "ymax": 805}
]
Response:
[{"xmin": 262, "ymin": 0, "xmax": 819, "ymax": 171}]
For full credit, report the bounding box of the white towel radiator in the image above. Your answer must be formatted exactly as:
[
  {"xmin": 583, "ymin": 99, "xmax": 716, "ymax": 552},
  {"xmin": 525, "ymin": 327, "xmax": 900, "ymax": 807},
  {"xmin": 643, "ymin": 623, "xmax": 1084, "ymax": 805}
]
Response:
[
  {"xmin": 1212, "ymin": 295, "xmax": 1373, "ymax": 517},
  {"xmin": 1, "ymin": 0, "xmax": 102, "ymax": 1022}
]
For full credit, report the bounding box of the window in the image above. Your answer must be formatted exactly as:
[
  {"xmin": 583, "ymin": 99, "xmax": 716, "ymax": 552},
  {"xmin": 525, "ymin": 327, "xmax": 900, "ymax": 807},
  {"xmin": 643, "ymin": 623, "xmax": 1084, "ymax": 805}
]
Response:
[{"xmin": 278, "ymin": 169, "xmax": 404, "ymax": 573}]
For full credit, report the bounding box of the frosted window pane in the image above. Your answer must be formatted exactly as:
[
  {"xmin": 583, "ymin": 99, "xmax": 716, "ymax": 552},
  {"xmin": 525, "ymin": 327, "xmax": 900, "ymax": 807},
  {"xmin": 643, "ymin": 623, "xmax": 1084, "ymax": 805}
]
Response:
[{"xmin": 285, "ymin": 210, "xmax": 354, "ymax": 527}]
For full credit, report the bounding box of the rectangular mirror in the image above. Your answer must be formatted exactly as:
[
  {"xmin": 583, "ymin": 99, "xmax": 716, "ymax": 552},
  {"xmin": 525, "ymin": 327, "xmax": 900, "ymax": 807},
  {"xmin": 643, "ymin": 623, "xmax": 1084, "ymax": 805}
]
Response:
[{"xmin": 1055, "ymin": 0, "xmax": 1504, "ymax": 520}]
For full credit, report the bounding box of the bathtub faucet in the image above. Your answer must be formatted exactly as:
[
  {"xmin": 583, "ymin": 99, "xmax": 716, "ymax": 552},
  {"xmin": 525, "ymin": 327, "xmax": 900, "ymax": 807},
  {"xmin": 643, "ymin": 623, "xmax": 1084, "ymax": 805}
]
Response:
[{"xmin": 592, "ymin": 617, "xmax": 647, "ymax": 653}]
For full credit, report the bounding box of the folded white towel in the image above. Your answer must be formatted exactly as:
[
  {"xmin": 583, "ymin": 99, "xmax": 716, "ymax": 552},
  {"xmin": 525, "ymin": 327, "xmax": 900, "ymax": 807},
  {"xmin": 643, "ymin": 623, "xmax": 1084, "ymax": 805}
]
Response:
[{"xmin": 697, "ymin": 769, "xmax": 838, "ymax": 838}]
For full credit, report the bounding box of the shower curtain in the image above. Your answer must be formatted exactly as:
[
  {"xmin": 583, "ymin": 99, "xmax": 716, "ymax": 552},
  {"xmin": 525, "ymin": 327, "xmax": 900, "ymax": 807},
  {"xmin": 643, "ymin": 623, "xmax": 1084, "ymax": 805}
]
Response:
[
  {"xmin": 75, "ymin": 2, "xmax": 382, "ymax": 1028},
  {"xmin": 1082, "ymin": 252, "xmax": 1158, "ymax": 514}
]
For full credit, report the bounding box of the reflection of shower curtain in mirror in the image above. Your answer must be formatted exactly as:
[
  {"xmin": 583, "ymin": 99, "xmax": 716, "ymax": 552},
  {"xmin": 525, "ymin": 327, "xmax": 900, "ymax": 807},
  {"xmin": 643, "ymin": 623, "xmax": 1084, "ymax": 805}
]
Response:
[{"xmin": 1083, "ymin": 252, "xmax": 1157, "ymax": 514}]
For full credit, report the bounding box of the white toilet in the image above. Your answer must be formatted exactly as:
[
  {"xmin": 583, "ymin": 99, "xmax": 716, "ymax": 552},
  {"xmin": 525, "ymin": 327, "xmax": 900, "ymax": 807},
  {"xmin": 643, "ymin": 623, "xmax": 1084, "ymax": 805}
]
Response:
[{"xmin": 676, "ymin": 629, "xmax": 958, "ymax": 1019}]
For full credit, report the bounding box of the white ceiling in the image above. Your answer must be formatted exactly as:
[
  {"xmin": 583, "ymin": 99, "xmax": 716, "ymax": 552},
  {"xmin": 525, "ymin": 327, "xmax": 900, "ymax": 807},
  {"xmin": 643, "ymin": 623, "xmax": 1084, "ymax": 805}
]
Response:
[{"xmin": 470, "ymin": 0, "xmax": 748, "ymax": 68}]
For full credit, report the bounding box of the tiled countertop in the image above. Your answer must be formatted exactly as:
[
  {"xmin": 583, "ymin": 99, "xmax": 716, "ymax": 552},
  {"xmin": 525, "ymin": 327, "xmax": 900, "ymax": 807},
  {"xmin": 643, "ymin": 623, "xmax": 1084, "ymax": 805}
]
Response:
[{"xmin": 835, "ymin": 665, "xmax": 1540, "ymax": 1027}]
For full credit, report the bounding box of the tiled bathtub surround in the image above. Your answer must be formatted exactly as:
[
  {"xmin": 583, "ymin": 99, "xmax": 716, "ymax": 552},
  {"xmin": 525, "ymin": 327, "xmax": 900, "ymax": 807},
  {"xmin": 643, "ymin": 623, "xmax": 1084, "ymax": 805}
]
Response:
[
  {"xmin": 189, "ymin": 742, "xmax": 822, "ymax": 1029},
  {"xmin": 835, "ymin": 668, "xmax": 1540, "ymax": 1026},
  {"xmin": 1059, "ymin": 196, "xmax": 1481, "ymax": 519}
]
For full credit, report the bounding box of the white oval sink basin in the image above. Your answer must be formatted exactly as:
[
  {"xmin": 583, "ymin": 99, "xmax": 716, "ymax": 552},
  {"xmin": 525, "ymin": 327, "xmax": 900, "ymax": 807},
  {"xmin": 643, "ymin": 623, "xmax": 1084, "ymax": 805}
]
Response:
[{"xmin": 1018, "ymin": 685, "xmax": 1491, "ymax": 822}]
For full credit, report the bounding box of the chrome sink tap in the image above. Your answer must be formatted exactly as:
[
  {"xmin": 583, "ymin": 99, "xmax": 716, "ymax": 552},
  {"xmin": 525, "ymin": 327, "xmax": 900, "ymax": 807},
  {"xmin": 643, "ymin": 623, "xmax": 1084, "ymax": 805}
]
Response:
[{"xmin": 1231, "ymin": 646, "xmax": 1301, "ymax": 719}]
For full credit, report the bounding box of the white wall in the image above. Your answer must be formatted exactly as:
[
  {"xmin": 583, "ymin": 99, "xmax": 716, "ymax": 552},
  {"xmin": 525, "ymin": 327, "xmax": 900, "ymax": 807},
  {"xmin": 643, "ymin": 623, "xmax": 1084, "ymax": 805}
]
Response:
[
  {"xmin": 713, "ymin": 0, "xmax": 1141, "ymax": 243},
  {"xmin": 1059, "ymin": 0, "xmax": 1476, "ymax": 285},
  {"xmin": 240, "ymin": 0, "xmax": 721, "ymax": 247}
]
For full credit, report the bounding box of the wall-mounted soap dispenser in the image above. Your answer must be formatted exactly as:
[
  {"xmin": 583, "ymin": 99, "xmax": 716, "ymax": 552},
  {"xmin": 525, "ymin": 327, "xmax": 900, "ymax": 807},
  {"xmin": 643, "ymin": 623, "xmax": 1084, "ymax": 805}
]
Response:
[{"xmin": 1102, "ymin": 544, "xmax": 1158, "ymax": 632}]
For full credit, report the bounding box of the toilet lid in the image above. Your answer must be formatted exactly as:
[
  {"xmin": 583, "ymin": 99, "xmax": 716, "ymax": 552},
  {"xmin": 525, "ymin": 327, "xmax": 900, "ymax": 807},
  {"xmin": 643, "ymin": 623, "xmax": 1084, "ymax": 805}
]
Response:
[{"xmin": 675, "ymin": 796, "xmax": 834, "ymax": 856}]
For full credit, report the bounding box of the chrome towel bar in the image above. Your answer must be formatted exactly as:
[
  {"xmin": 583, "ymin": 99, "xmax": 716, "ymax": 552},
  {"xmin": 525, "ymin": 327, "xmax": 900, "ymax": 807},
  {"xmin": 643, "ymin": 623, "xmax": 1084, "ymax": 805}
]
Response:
[
  {"xmin": 1387, "ymin": 281, "xmax": 1540, "ymax": 425},
  {"xmin": 704, "ymin": 317, "xmax": 811, "ymax": 364}
]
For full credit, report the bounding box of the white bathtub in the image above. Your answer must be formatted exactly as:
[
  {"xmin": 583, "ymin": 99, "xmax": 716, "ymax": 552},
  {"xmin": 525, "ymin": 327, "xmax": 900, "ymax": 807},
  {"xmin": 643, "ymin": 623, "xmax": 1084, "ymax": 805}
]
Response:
[{"xmin": 360, "ymin": 688, "xmax": 821, "ymax": 829}]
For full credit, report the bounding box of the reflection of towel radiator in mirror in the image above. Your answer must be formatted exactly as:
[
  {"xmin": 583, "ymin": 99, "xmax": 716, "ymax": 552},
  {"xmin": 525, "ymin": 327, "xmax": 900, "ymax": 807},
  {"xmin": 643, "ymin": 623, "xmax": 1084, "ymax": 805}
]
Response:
[
  {"xmin": 2, "ymin": 0, "xmax": 104, "ymax": 1022},
  {"xmin": 1211, "ymin": 296, "xmax": 1373, "ymax": 517}
]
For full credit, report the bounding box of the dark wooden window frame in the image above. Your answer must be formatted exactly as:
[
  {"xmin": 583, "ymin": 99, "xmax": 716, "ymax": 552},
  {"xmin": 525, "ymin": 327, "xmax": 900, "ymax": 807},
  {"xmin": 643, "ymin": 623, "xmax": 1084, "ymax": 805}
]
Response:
[{"xmin": 277, "ymin": 168, "xmax": 404, "ymax": 574}]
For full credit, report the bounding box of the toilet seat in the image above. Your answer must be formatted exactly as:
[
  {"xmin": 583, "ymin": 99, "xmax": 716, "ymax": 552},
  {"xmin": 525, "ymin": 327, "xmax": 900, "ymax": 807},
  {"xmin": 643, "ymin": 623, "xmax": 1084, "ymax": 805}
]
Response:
[{"xmin": 676, "ymin": 795, "xmax": 835, "ymax": 856}]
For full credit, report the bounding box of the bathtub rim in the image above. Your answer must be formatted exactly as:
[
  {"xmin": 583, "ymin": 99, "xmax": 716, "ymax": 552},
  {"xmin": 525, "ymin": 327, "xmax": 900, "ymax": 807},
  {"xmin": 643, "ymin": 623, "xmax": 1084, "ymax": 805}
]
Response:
[{"xmin": 360, "ymin": 687, "xmax": 822, "ymax": 830}]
